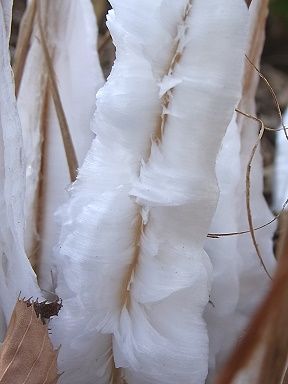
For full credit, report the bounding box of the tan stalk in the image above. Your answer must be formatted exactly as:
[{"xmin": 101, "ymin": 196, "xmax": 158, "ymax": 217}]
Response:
[
  {"xmin": 13, "ymin": 0, "xmax": 36, "ymax": 97},
  {"xmin": 241, "ymin": 0, "xmax": 269, "ymax": 98},
  {"xmin": 256, "ymin": 222, "xmax": 288, "ymax": 383},
  {"xmin": 219, "ymin": 0, "xmax": 277, "ymax": 280},
  {"xmin": 37, "ymin": 3, "xmax": 78, "ymax": 182},
  {"xmin": 120, "ymin": 0, "xmax": 193, "ymax": 310},
  {"xmin": 235, "ymin": 0, "xmax": 271, "ymax": 282},
  {"xmin": 34, "ymin": 79, "xmax": 50, "ymax": 277},
  {"xmin": 244, "ymin": 113, "xmax": 272, "ymax": 279},
  {"xmin": 98, "ymin": 30, "xmax": 111, "ymax": 53},
  {"xmin": 91, "ymin": 0, "xmax": 109, "ymax": 25},
  {"xmin": 111, "ymin": 361, "xmax": 123, "ymax": 384}
]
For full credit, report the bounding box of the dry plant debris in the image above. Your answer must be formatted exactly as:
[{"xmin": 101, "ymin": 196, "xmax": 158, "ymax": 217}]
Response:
[{"xmin": 0, "ymin": 300, "xmax": 60, "ymax": 384}]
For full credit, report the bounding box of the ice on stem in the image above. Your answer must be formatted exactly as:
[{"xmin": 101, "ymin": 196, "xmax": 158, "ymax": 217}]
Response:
[
  {"xmin": 0, "ymin": 0, "xmax": 41, "ymax": 340},
  {"xmin": 236, "ymin": 0, "xmax": 275, "ymax": 329},
  {"xmin": 17, "ymin": 0, "xmax": 104, "ymax": 288},
  {"xmin": 53, "ymin": 1, "xmax": 248, "ymax": 383},
  {"xmin": 205, "ymin": 0, "xmax": 276, "ymax": 375},
  {"xmin": 204, "ymin": 113, "xmax": 244, "ymax": 372},
  {"xmin": 125, "ymin": 1, "xmax": 247, "ymax": 382}
]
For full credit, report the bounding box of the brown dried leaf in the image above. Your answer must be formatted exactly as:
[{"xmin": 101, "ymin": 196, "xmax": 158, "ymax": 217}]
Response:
[{"xmin": 0, "ymin": 300, "xmax": 59, "ymax": 384}]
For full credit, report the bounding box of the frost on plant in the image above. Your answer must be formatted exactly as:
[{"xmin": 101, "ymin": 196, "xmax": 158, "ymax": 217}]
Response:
[
  {"xmin": 0, "ymin": 0, "xmax": 278, "ymax": 383},
  {"xmin": 16, "ymin": 0, "xmax": 104, "ymax": 289},
  {"xmin": 51, "ymin": 1, "xmax": 259, "ymax": 383},
  {"xmin": 0, "ymin": 0, "xmax": 41, "ymax": 341}
]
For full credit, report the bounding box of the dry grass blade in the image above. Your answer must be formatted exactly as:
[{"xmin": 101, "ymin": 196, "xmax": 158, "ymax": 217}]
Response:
[
  {"xmin": 37, "ymin": 4, "xmax": 78, "ymax": 182},
  {"xmin": 236, "ymin": 109, "xmax": 272, "ymax": 279},
  {"xmin": 207, "ymin": 209, "xmax": 280, "ymax": 238},
  {"xmin": 0, "ymin": 300, "xmax": 60, "ymax": 384},
  {"xmin": 243, "ymin": 112, "xmax": 272, "ymax": 279},
  {"xmin": 207, "ymin": 196, "xmax": 288, "ymax": 238},
  {"xmin": 13, "ymin": 0, "xmax": 36, "ymax": 97}
]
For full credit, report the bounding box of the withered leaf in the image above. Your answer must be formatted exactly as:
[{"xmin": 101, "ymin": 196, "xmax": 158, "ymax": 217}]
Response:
[
  {"xmin": 0, "ymin": 300, "xmax": 60, "ymax": 384},
  {"xmin": 24, "ymin": 298, "xmax": 62, "ymax": 324}
]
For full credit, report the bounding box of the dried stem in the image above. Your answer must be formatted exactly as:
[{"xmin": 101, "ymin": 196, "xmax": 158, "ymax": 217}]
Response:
[
  {"xmin": 35, "ymin": 77, "xmax": 49, "ymax": 278},
  {"xmin": 98, "ymin": 30, "xmax": 111, "ymax": 53},
  {"xmin": 13, "ymin": 0, "xmax": 37, "ymax": 97},
  {"xmin": 257, "ymin": 223, "xmax": 288, "ymax": 384},
  {"xmin": 242, "ymin": 111, "xmax": 272, "ymax": 279},
  {"xmin": 216, "ymin": 268, "xmax": 288, "ymax": 384},
  {"xmin": 37, "ymin": 3, "xmax": 78, "ymax": 182},
  {"xmin": 217, "ymin": 202, "xmax": 288, "ymax": 384},
  {"xmin": 121, "ymin": 0, "xmax": 193, "ymax": 311}
]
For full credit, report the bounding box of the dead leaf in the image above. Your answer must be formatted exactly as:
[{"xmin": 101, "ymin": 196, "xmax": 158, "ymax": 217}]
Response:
[
  {"xmin": 23, "ymin": 298, "xmax": 63, "ymax": 325},
  {"xmin": 0, "ymin": 300, "xmax": 60, "ymax": 384}
]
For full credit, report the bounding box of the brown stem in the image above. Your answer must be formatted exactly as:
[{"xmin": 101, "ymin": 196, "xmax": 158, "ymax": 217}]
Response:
[
  {"xmin": 120, "ymin": 0, "xmax": 193, "ymax": 310},
  {"xmin": 244, "ymin": 115, "xmax": 272, "ymax": 279},
  {"xmin": 13, "ymin": 0, "xmax": 37, "ymax": 97},
  {"xmin": 216, "ymin": 262, "xmax": 288, "ymax": 384},
  {"xmin": 257, "ymin": 226, "xmax": 288, "ymax": 384},
  {"xmin": 37, "ymin": 3, "xmax": 78, "ymax": 182}
]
